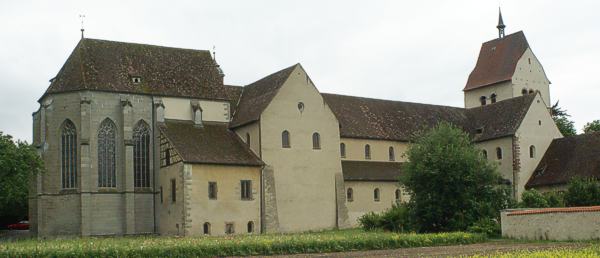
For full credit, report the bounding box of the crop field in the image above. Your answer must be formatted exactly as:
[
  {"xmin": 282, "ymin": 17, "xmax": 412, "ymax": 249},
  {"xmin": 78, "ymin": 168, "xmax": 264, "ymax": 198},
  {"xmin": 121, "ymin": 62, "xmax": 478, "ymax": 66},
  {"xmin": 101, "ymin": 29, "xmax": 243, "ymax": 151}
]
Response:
[{"xmin": 0, "ymin": 229, "xmax": 485, "ymax": 257}]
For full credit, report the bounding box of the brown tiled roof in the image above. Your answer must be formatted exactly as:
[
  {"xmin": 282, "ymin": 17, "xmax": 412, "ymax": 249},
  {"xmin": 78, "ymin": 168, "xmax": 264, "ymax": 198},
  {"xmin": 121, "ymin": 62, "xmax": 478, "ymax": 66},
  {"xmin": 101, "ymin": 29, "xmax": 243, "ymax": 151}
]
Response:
[
  {"xmin": 526, "ymin": 133, "xmax": 600, "ymax": 188},
  {"xmin": 322, "ymin": 93, "xmax": 468, "ymax": 141},
  {"xmin": 229, "ymin": 64, "xmax": 298, "ymax": 128},
  {"xmin": 43, "ymin": 38, "xmax": 232, "ymax": 101},
  {"xmin": 158, "ymin": 120, "xmax": 263, "ymax": 166},
  {"xmin": 342, "ymin": 160, "xmax": 404, "ymax": 182},
  {"xmin": 466, "ymin": 94, "xmax": 536, "ymax": 142},
  {"xmin": 507, "ymin": 206, "xmax": 600, "ymax": 216},
  {"xmin": 464, "ymin": 31, "xmax": 529, "ymax": 91},
  {"xmin": 323, "ymin": 93, "xmax": 535, "ymax": 142}
]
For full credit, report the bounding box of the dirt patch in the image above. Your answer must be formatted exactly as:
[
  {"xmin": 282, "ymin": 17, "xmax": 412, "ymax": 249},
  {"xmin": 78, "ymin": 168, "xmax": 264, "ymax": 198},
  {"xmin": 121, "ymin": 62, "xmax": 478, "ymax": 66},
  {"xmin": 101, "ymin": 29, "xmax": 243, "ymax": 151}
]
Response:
[{"xmin": 252, "ymin": 241, "xmax": 589, "ymax": 257}]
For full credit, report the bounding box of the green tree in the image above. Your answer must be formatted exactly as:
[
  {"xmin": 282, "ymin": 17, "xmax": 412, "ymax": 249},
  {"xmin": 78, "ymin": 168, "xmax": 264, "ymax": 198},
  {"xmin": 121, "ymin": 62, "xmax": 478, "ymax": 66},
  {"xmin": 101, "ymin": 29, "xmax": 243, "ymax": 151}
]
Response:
[
  {"xmin": 400, "ymin": 122, "xmax": 511, "ymax": 233},
  {"xmin": 564, "ymin": 177, "xmax": 600, "ymax": 207},
  {"xmin": 519, "ymin": 189, "xmax": 549, "ymax": 208},
  {"xmin": 0, "ymin": 132, "xmax": 43, "ymax": 225},
  {"xmin": 583, "ymin": 120, "xmax": 600, "ymax": 134},
  {"xmin": 551, "ymin": 101, "xmax": 577, "ymax": 136}
]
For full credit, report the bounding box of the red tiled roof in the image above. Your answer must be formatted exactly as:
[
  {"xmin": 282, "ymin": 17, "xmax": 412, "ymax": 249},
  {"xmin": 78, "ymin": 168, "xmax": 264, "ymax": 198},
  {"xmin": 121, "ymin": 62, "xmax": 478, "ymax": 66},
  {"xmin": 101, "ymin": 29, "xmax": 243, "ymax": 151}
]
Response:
[
  {"xmin": 464, "ymin": 31, "xmax": 529, "ymax": 91},
  {"xmin": 507, "ymin": 206, "xmax": 600, "ymax": 216}
]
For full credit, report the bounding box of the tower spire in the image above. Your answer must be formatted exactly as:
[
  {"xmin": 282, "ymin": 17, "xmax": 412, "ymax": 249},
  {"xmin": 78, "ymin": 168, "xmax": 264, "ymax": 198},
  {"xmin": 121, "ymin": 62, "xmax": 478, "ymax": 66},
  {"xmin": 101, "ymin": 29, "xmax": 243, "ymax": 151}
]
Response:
[
  {"xmin": 497, "ymin": 7, "xmax": 506, "ymax": 38},
  {"xmin": 79, "ymin": 14, "xmax": 86, "ymax": 39}
]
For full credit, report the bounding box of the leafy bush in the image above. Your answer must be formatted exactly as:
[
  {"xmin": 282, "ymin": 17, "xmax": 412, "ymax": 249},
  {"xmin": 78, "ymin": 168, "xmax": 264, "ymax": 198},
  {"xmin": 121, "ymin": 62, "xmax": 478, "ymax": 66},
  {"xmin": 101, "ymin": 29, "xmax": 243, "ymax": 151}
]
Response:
[
  {"xmin": 358, "ymin": 212, "xmax": 384, "ymax": 231},
  {"xmin": 564, "ymin": 177, "xmax": 600, "ymax": 206},
  {"xmin": 467, "ymin": 217, "xmax": 501, "ymax": 237},
  {"xmin": 0, "ymin": 230, "xmax": 486, "ymax": 257},
  {"xmin": 519, "ymin": 189, "xmax": 549, "ymax": 208},
  {"xmin": 543, "ymin": 191, "xmax": 565, "ymax": 207},
  {"xmin": 359, "ymin": 203, "xmax": 412, "ymax": 232}
]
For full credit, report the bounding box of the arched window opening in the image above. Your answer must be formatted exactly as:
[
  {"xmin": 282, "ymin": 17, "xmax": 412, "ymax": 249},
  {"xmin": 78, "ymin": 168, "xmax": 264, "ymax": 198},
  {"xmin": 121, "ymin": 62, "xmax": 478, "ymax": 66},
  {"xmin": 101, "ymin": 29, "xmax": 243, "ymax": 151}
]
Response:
[
  {"xmin": 98, "ymin": 118, "xmax": 117, "ymax": 188},
  {"xmin": 482, "ymin": 150, "xmax": 488, "ymax": 159},
  {"xmin": 374, "ymin": 188, "xmax": 380, "ymax": 202},
  {"xmin": 496, "ymin": 147, "xmax": 503, "ymax": 160},
  {"xmin": 365, "ymin": 144, "xmax": 371, "ymax": 160},
  {"xmin": 530, "ymin": 145, "xmax": 536, "ymax": 158},
  {"xmin": 346, "ymin": 188, "xmax": 353, "ymax": 202},
  {"xmin": 529, "ymin": 89, "xmax": 535, "ymax": 94},
  {"xmin": 247, "ymin": 221, "xmax": 254, "ymax": 233},
  {"xmin": 312, "ymin": 132, "xmax": 321, "ymax": 149},
  {"xmin": 61, "ymin": 120, "xmax": 77, "ymax": 189},
  {"xmin": 203, "ymin": 222, "xmax": 211, "ymax": 235},
  {"xmin": 480, "ymin": 96, "xmax": 487, "ymax": 106},
  {"xmin": 388, "ymin": 146, "xmax": 395, "ymax": 161},
  {"xmin": 245, "ymin": 133, "xmax": 250, "ymax": 146},
  {"xmin": 395, "ymin": 189, "xmax": 401, "ymax": 201},
  {"xmin": 134, "ymin": 121, "xmax": 151, "ymax": 188},
  {"xmin": 522, "ymin": 88, "xmax": 528, "ymax": 95},
  {"xmin": 340, "ymin": 143, "xmax": 346, "ymax": 158},
  {"xmin": 490, "ymin": 93, "xmax": 497, "ymax": 103},
  {"xmin": 281, "ymin": 130, "xmax": 290, "ymax": 148}
]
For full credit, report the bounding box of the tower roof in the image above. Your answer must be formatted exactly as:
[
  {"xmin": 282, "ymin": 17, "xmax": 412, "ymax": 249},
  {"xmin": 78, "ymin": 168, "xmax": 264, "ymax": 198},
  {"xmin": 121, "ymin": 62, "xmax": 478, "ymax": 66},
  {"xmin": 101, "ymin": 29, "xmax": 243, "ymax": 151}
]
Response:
[
  {"xmin": 463, "ymin": 31, "xmax": 529, "ymax": 91},
  {"xmin": 497, "ymin": 8, "xmax": 506, "ymax": 30}
]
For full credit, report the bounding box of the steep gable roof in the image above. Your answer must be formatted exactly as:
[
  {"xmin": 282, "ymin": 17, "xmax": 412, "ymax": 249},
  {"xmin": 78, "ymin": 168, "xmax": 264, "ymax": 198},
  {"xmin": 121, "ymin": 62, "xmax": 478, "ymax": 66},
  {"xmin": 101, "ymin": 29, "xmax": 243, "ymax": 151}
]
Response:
[
  {"xmin": 43, "ymin": 38, "xmax": 230, "ymax": 101},
  {"xmin": 323, "ymin": 93, "xmax": 536, "ymax": 142},
  {"xmin": 229, "ymin": 64, "xmax": 298, "ymax": 128},
  {"xmin": 464, "ymin": 31, "xmax": 529, "ymax": 91},
  {"xmin": 526, "ymin": 133, "xmax": 600, "ymax": 188},
  {"xmin": 158, "ymin": 120, "xmax": 263, "ymax": 166}
]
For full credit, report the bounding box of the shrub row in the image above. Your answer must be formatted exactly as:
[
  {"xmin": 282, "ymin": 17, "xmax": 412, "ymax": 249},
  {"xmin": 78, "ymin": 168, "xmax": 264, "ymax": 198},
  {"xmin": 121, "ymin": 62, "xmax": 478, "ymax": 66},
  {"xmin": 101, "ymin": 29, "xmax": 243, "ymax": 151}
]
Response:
[{"xmin": 0, "ymin": 230, "xmax": 486, "ymax": 257}]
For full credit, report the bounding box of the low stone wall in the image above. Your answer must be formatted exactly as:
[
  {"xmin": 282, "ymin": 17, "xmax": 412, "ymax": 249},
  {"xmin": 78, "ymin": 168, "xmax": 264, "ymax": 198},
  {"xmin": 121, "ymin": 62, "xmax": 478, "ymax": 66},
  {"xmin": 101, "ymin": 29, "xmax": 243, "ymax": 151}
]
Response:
[{"xmin": 501, "ymin": 206, "xmax": 600, "ymax": 240}]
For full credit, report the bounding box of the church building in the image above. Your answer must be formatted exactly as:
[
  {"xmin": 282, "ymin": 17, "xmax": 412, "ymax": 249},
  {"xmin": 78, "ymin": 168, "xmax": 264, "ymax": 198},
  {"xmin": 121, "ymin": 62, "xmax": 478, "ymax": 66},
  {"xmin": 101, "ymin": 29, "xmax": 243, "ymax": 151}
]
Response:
[{"xmin": 30, "ymin": 12, "xmax": 599, "ymax": 237}]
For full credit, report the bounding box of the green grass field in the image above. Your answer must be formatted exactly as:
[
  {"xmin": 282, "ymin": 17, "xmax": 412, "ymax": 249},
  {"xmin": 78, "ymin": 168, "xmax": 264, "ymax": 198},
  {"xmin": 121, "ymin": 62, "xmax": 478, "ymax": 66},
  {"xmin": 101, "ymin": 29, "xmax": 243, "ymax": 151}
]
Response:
[{"xmin": 0, "ymin": 229, "xmax": 485, "ymax": 257}]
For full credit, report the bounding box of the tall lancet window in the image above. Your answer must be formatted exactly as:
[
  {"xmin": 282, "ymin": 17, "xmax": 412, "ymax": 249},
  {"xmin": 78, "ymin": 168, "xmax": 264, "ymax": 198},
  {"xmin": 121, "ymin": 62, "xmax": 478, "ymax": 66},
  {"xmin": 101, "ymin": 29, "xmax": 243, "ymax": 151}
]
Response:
[
  {"xmin": 98, "ymin": 118, "xmax": 117, "ymax": 188},
  {"xmin": 61, "ymin": 120, "xmax": 77, "ymax": 189},
  {"xmin": 134, "ymin": 121, "xmax": 151, "ymax": 188}
]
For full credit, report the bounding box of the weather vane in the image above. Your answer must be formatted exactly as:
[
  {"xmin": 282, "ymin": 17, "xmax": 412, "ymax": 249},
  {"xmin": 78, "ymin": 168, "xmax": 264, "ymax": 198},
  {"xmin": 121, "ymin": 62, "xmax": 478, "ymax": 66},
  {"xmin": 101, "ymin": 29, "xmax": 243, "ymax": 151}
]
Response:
[
  {"xmin": 212, "ymin": 45, "xmax": 217, "ymax": 61},
  {"xmin": 79, "ymin": 14, "xmax": 86, "ymax": 39}
]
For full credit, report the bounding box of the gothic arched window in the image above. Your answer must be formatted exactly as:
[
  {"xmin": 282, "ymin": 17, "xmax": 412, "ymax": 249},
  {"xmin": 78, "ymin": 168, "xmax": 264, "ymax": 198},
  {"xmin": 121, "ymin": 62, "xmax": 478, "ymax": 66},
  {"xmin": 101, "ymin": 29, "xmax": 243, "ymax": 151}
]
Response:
[
  {"xmin": 490, "ymin": 93, "xmax": 497, "ymax": 103},
  {"xmin": 282, "ymin": 130, "xmax": 290, "ymax": 148},
  {"xmin": 530, "ymin": 145, "xmax": 536, "ymax": 158},
  {"xmin": 482, "ymin": 149, "xmax": 488, "ymax": 159},
  {"xmin": 340, "ymin": 143, "xmax": 346, "ymax": 158},
  {"xmin": 374, "ymin": 188, "xmax": 380, "ymax": 201},
  {"xmin": 134, "ymin": 121, "xmax": 151, "ymax": 188},
  {"xmin": 395, "ymin": 189, "xmax": 401, "ymax": 201},
  {"xmin": 98, "ymin": 118, "xmax": 117, "ymax": 188},
  {"xmin": 312, "ymin": 132, "xmax": 321, "ymax": 149},
  {"xmin": 203, "ymin": 222, "xmax": 211, "ymax": 235},
  {"xmin": 388, "ymin": 146, "xmax": 395, "ymax": 161},
  {"xmin": 496, "ymin": 147, "xmax": 503, "ymax": 160},
  {"xmin": 522, "ymin": 88, "xmax": 528, "ymax": 95},
  {"xmin": 61, "ymin": 119, "xmax": 77, "ymax": 189},
  {"xmin": 247, "ymin": 221, "xmax": 254, "ymax": 233},
  {"xmin": 365, "ymin": 144, "xmax": 371, "ymax": 160}
]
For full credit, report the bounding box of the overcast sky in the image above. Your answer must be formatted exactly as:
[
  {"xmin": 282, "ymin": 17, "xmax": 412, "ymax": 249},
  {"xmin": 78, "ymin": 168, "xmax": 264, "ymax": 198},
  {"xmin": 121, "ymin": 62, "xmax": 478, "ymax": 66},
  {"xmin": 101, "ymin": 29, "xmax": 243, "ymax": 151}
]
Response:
[{"xmin": 1, "ymin": 0, "xmax": 599, "ymax": 142}]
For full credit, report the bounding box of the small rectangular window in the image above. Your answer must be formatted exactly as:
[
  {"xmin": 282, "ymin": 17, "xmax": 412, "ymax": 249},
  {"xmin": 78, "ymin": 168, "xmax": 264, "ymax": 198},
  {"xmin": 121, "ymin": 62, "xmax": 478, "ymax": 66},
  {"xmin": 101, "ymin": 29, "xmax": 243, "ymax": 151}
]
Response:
[
  {"xmin": 171, "ymin": 179, "xmax": 176, "ymax": 203},
  {"xmin": 208, "ymin": 182, "xmax": 217, "ymax": 200},
  {"xmin": 241, "ymin": 180, "xmax": 252, "ymax": 200}
]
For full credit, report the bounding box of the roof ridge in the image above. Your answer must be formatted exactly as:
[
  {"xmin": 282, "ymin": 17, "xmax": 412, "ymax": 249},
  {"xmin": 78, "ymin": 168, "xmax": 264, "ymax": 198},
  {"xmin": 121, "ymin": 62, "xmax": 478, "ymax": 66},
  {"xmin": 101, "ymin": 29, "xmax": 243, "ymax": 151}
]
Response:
[
  {"xmin": 81, "ymin": 37, "xmax": 212, "ymax": 54},
  {"xmin": 322, "ymin": 92, "xmax": 464, "ymax": 110}
]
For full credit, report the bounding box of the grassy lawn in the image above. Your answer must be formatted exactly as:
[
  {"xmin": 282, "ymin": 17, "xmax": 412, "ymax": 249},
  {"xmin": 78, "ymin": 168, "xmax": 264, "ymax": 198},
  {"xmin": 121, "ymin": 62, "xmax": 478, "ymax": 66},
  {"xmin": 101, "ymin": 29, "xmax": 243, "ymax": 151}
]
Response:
[{"xmin": 0, "ymin": 229, "xmax": 485, "ymax": 257}]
